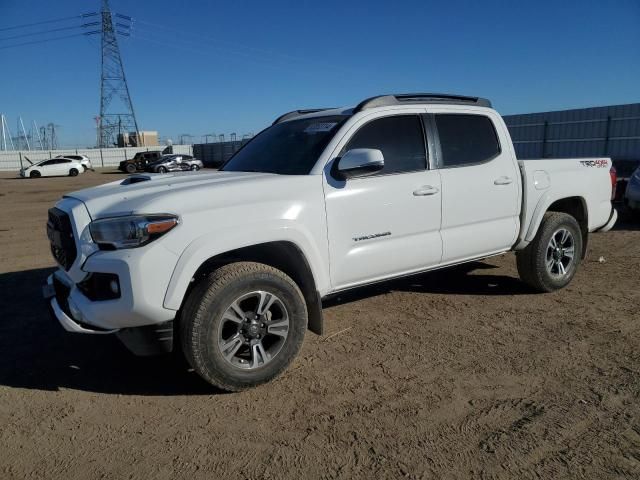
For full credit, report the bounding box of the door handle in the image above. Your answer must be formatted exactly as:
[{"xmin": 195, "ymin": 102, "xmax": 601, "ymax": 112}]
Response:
[
  {"xmin": 413, "ymin": 185, "xmax": 440, "ymax": 196},
  {"xmin": 494, "ymin": 176, "xmax": 513, "ymax": 185}
]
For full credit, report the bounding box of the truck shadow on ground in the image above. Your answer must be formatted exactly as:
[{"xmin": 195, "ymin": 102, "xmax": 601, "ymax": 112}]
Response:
[
  {"xmin": 0, "ymin": 256, "xmax": 607, "ymax": 395},
  {"xmin": 323, "ymin": 261, "xmax": 531, "ymax": 308},
  {"xmin": 0, "ymin": 267, "xmax": 218, "ymax": 396}
]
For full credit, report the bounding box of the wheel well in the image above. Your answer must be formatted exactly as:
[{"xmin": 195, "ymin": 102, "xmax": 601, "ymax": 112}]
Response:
[
  {"xmin": 547, "ymin": 197, "xmax": 589, "ymax": 258},
  {"xmin": 187, "ymin": 241, "xmax": 324, "ymax": 335}
]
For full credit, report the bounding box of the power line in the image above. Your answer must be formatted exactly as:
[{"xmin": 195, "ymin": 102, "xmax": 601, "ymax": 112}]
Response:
[
  {"xmin": 0, "ymin": 15, "xmax": 82, "ymax": 32},
  {"xmin": 0, "ymin": 24, "xmax": 85, "ymax": 42},
  {"xmin": 0, "ymin": 33, "xmax": 90, "ymax": 50}
]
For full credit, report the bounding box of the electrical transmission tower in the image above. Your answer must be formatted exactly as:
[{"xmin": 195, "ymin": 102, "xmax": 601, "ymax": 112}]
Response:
[{"xmin": 97, "ymin": 0, "xmax": 138, "ymax": 147}]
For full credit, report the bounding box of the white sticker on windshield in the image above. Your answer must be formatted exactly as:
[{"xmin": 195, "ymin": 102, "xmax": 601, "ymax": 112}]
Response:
[{"xmin": 304, "ymin": 122, "xmax": 337, "ymax": 133}]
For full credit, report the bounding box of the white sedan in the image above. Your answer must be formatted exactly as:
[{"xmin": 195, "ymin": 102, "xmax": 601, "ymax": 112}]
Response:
[
  {"xmin": 20, "ymin": 158, "xmax": 85, "ymax": 178},
  {"xmin": 55, "ymin": 154, "xmax": 93, "ymax": 171}
]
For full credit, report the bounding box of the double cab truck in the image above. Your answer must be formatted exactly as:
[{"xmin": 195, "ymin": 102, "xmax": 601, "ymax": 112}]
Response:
[{"xmin": 44, "ymin": 93, "xmax": 617, "ymax": 391}]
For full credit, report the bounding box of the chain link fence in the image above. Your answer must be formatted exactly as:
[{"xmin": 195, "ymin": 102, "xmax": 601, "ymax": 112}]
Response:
[{"xmin": 0, "ymin": 145, "xmax": 194, "ymax": 171}]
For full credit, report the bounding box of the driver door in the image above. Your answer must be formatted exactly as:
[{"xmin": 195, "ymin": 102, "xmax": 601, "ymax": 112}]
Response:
[{"xmin": 323, "ymin": 112, "xmax": 443, "ymax": 290}]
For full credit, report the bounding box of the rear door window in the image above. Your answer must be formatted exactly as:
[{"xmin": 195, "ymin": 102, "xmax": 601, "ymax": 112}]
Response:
[{"xmin": 435, "ymin": 114, "xmax": 500, "ymax": 168}]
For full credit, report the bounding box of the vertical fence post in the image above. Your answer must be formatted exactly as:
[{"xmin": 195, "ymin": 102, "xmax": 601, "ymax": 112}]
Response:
[
  {"xmin": 19, "ymin": 152, "xmax": 23, "ymax": 170},
  {"xmin": 542, "ymin": 121, "xmax": 548, "ymax": 158},
  {"xmin": 49, "ymin": 151, "xmax": 52, "ymax": 159},
  {"xmin": 603, "ymin": 116, "xmax": 612, "ymax": 156},
  {"xmin": 100, "ymin": 148, "xmax": 104, "ymax": 168},
  {"xmin": 124, "ymin": 148, "xmax": 127, "ymax": 163}
]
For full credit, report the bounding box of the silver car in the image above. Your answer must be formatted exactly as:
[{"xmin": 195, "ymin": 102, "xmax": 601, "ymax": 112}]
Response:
[{"xmin": 146, "ymin": 154, "xmax": 203, "ymax": 173}]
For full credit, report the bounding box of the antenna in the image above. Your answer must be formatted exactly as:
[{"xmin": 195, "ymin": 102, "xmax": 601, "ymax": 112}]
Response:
[{"xmin": 98, "ymin": 0, "xmax": 139, "ymax": 147}]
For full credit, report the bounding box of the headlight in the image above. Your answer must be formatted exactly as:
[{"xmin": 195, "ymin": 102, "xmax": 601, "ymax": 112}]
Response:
[{"xmin": 89, "ymin": 214, "xmax": 179, "ymax": 249}]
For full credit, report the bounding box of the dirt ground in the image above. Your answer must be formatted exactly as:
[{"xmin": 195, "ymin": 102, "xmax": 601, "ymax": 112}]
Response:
[{"xmin": 0, "ymin": 169, "xmax": 639, "ymax": 480}]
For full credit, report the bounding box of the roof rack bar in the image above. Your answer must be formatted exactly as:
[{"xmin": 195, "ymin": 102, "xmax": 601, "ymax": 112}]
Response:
[
  {"xmin": 354, "ymin": 93, "xmax": 492, "ymax": 112},
  {"xmin": 272, "ymin": 108, "xmax": 337, "ymax": 125}
]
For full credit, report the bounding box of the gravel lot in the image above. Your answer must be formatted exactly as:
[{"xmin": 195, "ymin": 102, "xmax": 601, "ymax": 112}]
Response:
[{"xmin": 0, "ymin": 170, "xmax": 639, "ymax": 479}]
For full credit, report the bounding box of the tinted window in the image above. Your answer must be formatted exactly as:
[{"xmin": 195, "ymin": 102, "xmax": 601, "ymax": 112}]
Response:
[
  {"xmin": 435, "ymin": 114, "xmax": 500, "ymax": 167},
  {"xmin": 343, "ymin": 115, "xmax": 426, "ymax": 175},
  {"xmin": 222, "ymin": 115, "xmax": 348, "ymax": 175}
]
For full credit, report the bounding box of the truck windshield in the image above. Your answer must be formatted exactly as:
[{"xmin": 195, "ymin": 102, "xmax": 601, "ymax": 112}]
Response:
[{"xmin": 221, "ymin": 115, "xmax": 348, "ymax": 175}]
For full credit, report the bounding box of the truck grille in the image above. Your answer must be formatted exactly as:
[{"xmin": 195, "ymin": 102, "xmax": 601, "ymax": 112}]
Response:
[{"xmin": 47, "ymin": 207, "xmax": 77, "ymax": 270}]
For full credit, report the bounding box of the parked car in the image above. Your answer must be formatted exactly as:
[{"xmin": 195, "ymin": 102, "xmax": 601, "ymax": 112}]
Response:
[
  {"xmin": 118, "ymin": 151, "xmax": 163, "ymax": 173},
  {"xmin": 44, "ymin": 93, "xmax": 617, "ymax": 391},
  {"xmin": 145, "ymin": 154, "xmax": 203, "ymax": 173},
  {"xmin": 624, "ymin": 165, "xmax": 640, "ymax": 215},
  {"xmin": 20, "ymin": 157, "xmax": 84, "ymax": 178},
  {"xmin": 55, "ymin": 155, "xmax": 93, "ymax": 171}
]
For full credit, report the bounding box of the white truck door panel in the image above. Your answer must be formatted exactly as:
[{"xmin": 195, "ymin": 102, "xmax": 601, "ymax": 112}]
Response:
[
  {"xmin": 323, "ymin": 113, "xmax": 442, "ymax": 289},
  {"xmin": 325, "ymin": 170, "xmax": 442, "ymax": 288},
  {"xmin": 433, "ymin": 112, "xmax": 520, "ymax": 262}
]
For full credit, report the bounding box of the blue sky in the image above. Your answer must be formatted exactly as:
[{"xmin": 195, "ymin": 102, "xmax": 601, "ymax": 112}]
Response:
[{"xmin": 1, "ymin": 0, "xmax": 639, "ymax": 147}]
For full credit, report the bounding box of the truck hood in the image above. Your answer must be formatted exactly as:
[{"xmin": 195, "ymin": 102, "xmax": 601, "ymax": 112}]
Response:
[{"xmin": 65, "ymin": 171, "xmax": 277, "ymax": 218}]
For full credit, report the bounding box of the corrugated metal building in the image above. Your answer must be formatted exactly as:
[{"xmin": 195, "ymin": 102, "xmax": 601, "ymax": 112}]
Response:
[
  {"xmin": 503, "ymin": 103, "xmax": 640, "ymax": 177},
  {"xmin": 193, "ymin": 139, "xmax": 249, "ymax": 167}
]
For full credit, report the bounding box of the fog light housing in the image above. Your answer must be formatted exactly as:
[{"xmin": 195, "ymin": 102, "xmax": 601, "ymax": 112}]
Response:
[{"xmin": 78, "ymin": 273, "xmax": 121, "ymax": 301}]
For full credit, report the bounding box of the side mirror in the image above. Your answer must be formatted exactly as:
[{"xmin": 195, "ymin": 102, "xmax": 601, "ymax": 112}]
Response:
[{"xmin": 334, "ymin": 148, "xmax": 384, "ymax": 179}]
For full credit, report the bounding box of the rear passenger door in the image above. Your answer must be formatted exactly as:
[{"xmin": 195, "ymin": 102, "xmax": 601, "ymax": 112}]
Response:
[{"xmin": 431, "ymin": 111, "xmax": 520, "ymax": 262}]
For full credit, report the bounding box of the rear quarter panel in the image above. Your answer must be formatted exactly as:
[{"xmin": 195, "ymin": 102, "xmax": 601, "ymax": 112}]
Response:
[{"xmin": 518, "ymin": 158, "xmax": 613, "ymax": 245}]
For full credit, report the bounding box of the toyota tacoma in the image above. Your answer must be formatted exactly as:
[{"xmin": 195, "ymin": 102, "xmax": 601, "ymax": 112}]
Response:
[{"xmin": 44, "ymin": 93, "xmax": 618, "ymax": 391}]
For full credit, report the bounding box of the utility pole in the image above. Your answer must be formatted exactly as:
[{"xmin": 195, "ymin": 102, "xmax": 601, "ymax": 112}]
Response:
[
  {"xmin": 19, "ymin": 117, "xmax": 30, "ymax": 150},
  {"xmin": 33, "ymin": 120, "xmax": 44, "ymax": 150},
  {"xmin": 97, "ymin": 0, "xmax": 138, "ymax": 147},
  {"xmin": 1, "ymin": 115, "xmax": 16, "ymax": 151}
]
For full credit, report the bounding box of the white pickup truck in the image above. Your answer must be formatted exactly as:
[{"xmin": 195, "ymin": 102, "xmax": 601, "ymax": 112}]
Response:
[{"xmin": 44, "ymin": 93, "xmax": 617, "ymax": 390}]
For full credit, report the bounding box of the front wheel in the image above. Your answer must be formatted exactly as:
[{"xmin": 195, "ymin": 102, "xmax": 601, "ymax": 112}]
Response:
[
  {"xmin": 157, "ymin": 166, "xmax": 167, "ymax": 173},
  {"xmin": 516, "ymin": 212, "xmax": 583, "ymax": 292},
  {"xmin": 180, "ymin": 262, "xmax": 307, "ymax": 391},
  {"xmin": 190, "ymin": 164, "xmax": 200, "ymax": 171},
  {"xmin": 29, "ymin": 170, "xmax": 41, "ymax": 178}
]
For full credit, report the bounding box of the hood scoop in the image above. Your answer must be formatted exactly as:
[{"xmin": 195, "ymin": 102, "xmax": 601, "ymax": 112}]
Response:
[{"xmin": 121, "ymin": 175, "xmax": 152, "ymax": 185}]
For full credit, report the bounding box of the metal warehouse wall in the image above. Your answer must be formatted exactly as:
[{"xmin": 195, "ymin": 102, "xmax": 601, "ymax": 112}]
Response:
[
  {"xmin": 193, "ymin": 140, "xmax": 249, "ymax": 167},
  {"xmin": 503, "ymin": 103, "xmax": 640, "ymax": 176}
]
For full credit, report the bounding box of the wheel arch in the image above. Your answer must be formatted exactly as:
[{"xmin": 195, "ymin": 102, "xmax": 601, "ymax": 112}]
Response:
[
  {"xmin": 527, "ymin": 195, "xmax": 589, "ymax": 258},
  {"xmin": 171, "ymin": 241, "xmax": 324, "ymax": 335}
]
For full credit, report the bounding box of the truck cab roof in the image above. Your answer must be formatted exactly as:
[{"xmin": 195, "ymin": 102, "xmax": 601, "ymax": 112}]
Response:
[{"xmin": 273, "ymin": 93, "xmax": 492, "ymax": 125}]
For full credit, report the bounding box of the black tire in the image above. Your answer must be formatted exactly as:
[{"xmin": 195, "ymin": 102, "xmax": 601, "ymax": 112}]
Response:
[
  {"xmin": 180, "ymin": 262, "xmax": 307, "ymax": 391},
  {"xmin": 158, "ymin": 166, "xmax": 167, "ymax": 173},
  {"xmin": 125, "ymin": 163, "xmax": 137, "ymax": 174},
  {"xmin": 29, "ymin": 170, "xmax": 41, "ymax": 178},
  {"xmin": 82, "ymin": 165, "xmax": 88, "ymax": 172},
  {"xmin": 516, "ymin": 212, "xmax": 583, "ymax": 292},
  {"xmin": 190, "ymin": 164, "xmax": 199, "ymax": 171},
  {"xmin": 69, "ymin": 168, "xmax": 79, "ymax": 177}
]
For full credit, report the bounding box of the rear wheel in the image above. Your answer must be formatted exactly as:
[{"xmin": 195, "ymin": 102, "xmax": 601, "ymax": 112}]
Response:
[
  {"xmin": 125, "ymin": 163, "xmax": 137, "ymax": 174},
  {"xmin": 69, "ymin": 168, "xmax": 79, "ymax": 177},
  {"xmin": 516, "ymin": 212, "xmax": 582, "ymax": 292},
  {"xmin": 180, "ymin": 262, "xmax": 307, "ymax": 391},
  {"xmin": 29, "ymin": 170, "xmax": 41, "ymax": 178},
  {"xmin": 190, "ymin": 164, "xmax": 199, "ymax": 171}
]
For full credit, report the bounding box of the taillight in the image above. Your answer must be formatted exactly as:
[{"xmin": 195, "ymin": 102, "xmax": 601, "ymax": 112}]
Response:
[{"xmin": 610, "ymin": 166, "xmax": 617, "ymax": 201}]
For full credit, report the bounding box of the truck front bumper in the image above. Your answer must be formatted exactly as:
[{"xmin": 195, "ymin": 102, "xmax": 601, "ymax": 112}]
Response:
[{"xmin": 44, "ymin": 269, "xmax": 176, "ymax": 356}]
